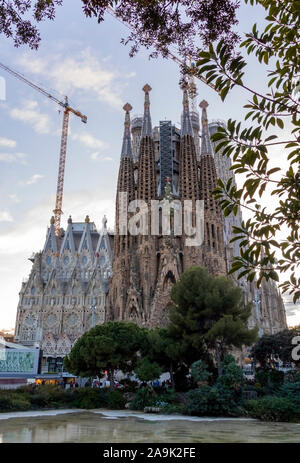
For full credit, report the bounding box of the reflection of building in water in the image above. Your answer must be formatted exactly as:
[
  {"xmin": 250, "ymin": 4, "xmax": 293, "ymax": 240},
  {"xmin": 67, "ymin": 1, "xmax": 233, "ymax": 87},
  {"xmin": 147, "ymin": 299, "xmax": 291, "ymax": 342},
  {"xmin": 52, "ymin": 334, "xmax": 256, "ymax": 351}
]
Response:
[{"xmin": 14, "ymin": 84, "xmax": 287, "ymax": 370}]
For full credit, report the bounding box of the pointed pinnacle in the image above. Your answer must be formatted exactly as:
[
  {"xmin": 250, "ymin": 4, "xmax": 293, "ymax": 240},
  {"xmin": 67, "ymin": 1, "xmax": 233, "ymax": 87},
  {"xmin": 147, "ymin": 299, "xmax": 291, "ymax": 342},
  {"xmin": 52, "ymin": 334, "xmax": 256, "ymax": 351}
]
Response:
[
  {"xmin": 142, "ymin": 84, "xmax": 152, "ymax": 93},
  {"xmin": 123, "ymin": 103, "xmax": 132, "ymax": 112},
  {"xmin": 199, "ymin": 99, "xmax": 209, "ymax": 109}
]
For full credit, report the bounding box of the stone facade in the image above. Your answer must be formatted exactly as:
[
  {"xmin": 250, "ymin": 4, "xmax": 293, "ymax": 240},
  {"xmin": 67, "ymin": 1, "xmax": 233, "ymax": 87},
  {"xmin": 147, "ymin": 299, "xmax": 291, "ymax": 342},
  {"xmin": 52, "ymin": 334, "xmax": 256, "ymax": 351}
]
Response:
[
  {"xmin": 14, "ymin": 215, "xmax": 113, "ymax": 370},
  {"xmin": 109, "ymin": 84, "xmax": 287, "ymax": 332},
  {"xmin": 14, "ymin": 84, "xmax": 287, "ymax": 366}
]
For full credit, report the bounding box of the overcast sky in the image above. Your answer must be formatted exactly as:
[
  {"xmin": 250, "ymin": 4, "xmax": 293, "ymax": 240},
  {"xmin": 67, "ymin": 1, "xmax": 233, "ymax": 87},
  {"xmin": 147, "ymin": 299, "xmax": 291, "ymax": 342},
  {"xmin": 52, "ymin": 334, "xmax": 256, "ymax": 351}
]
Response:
[{"xmin": 0, "ymin": 0, "xmax": 298, "ymax": 329}]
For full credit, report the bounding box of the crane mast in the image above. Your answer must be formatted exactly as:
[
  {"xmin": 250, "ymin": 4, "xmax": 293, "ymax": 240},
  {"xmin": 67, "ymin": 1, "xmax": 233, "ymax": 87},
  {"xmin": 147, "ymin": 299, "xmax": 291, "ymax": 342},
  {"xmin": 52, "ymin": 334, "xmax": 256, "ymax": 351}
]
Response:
[{"xmin": 0, "ymin": 62, "xmax": 87, "ymax": 236}]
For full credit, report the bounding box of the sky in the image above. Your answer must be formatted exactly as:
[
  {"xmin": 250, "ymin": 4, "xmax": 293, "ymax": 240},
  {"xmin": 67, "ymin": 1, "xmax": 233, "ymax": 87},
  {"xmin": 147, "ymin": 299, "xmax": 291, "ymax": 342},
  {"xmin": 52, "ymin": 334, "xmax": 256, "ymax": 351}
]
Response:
[{"xmin": 0, "ymin": 0, "xmax": 299, "ymax": 329}]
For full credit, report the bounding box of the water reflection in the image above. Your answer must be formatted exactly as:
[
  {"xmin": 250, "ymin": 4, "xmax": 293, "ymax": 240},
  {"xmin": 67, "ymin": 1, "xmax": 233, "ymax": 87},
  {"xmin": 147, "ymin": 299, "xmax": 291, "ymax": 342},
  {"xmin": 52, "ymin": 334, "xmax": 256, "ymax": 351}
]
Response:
[{"xmin": 0, "ymin": 410, "xmax": 299, "ymax": 443}]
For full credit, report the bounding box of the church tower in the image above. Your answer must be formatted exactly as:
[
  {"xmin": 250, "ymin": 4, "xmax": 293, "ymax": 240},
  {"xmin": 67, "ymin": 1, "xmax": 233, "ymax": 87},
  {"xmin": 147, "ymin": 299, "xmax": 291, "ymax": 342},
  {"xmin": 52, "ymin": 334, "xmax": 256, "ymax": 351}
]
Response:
[
  {"xmin": 199, "ymin": 100, "xmax": 227, "ymax": 276},
  {"xmin": 135, "ymin": 84, "xmax": 158, "ymax": 322},
  {"xmin": 179, "ymin": 86, "xmax": 202, "ymax": 269},
  {"xmin": 110, "ymin": 103, "xmax": 136, "ymax": 320}
]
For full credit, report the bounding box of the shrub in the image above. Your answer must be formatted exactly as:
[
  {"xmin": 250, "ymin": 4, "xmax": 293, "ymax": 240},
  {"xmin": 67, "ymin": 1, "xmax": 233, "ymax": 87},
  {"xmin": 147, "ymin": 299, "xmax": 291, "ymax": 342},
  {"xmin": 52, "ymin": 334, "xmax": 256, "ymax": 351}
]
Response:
[
  {"xmin": 160, "ymin": 403, "xmax": 185, "ymax": 414},
  {"xmin": 29, "ymin": 385, "xmax": 65, "ymax": 408},
  {"xmin": 255, "ymin": 368, "xmax": 284, "ymax": 394},
  {"xmin": 277, "ymin": 382, "xmax": 300, "ymax": 407},
  {"xmin": 119, "ymin": 378, "xmax": 139, "ymax": 392},
  {"xmin": 284, "ymin": 370, "xmax": 300, "ymax": 383},
  {"xmin": 66, "ymin": 388, "xmax": 109, "ymax": 409},
  {"xmin": 245, "ymin": 396, "xmax": 300, "ymax": 422},
  {"xmin": 190, "ymin": 360, "xmax": 211, "ymax": 384},
  {"xmin": 156, "ymin": 388, "xmax": 178, "ymax": 405},
  {"xmin": 9, "ymin": 396, "xmax": 31, "ymax": 411},
  {"xmin": 184, "ymin": 385, "xmax": 210, "ymax": 415},
  {"xmin": 184, "ymin": 384, "xmax": 241, "ymax": 417},
  {"xmin": 130, "ymin": 387, "xmax": 157, "ymax": 410},
  {"xmin": 0, "ymin": 393, "xmax": 30, "ymax": 411},
  {"xmin": 216, "ymin": 356, "xmax": 244, "ymax": 397},
  {"xmin": 106, "ymin": 390, "xmax": 126, "ymax": 409}
]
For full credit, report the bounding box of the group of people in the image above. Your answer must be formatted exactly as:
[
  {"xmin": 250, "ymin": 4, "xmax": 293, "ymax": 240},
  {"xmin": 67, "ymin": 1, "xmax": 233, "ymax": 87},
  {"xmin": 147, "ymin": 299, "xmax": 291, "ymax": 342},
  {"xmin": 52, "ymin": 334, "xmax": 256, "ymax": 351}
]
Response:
[{"xmin": 58, "ymin": 379, "xmax": 79, "ymax": 389}]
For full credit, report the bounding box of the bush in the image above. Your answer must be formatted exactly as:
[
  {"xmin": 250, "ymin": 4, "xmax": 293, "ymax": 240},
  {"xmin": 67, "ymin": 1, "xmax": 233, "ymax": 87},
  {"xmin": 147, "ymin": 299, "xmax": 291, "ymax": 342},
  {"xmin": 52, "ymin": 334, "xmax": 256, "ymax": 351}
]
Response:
[
  {"xmin": 190, "ymin": 360, "xmax": 211, "ymax": 384},
  {"xmin": 184, "ymin": 384, "xmax": 241, "ymax": 417},
  {"xmin": 29, "ymin": 385, "xmax": 65, "ymax": 408},
  {"xmin": 0, "ymin": 393, "xmax": 30, "ymax": 411},
  {"xmin": 284, "ymin": 370, "xmax": 300, "ymax": 383},
  {"xmin": 130, "ymin": 387, "xmax": 157, "ymax": 410},
  {"xmin": 156, "ymin": 388, "xmax": 178, "ymax": 405},
  {"xmin": 255, "ymin": 368, "xmax": 284, "ymax": 394},
  {"xmin": 184, "ymin": 385, "xmax": 210, "ymax": 415},
  {"xmin": 119, "ymin": 378, "xmax": 139, "ymax": 392},
  {"xmin": 160, "ymin": 403, "xmax": 185, "ymax": 414},
  {"xmin": 66, "ymin": 388, "xmax": 109, "ymax": 409},
  {"xmin": 245, "ymin": 396, "xmax": 300, "ymax": 422},
  {"xmin": 216, "ymin": 356, "xmax": 244, "ymax": 399},
  {"xmin": 106, "ymin": 390, "xmax": 126, "ymax": 409},
  {"xmin": 277, "ymin": 382, "xmax": 300, "ymax": 407}
]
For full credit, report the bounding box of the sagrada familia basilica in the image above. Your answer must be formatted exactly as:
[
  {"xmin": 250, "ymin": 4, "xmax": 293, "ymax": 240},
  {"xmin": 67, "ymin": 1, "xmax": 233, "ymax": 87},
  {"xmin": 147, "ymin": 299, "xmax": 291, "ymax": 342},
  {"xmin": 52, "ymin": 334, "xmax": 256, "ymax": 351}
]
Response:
[{"xmin": 14, "ymin": 84, "xmax": 287, "ymax": 372}]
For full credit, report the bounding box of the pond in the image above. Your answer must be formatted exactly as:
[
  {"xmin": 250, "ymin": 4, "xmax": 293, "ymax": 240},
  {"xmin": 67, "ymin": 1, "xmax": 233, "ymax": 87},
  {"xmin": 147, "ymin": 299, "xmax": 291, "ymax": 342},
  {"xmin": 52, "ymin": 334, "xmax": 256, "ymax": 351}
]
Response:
[{"xmin": 0, "ymin": 409, "xmax": 299, "ymax": 443}]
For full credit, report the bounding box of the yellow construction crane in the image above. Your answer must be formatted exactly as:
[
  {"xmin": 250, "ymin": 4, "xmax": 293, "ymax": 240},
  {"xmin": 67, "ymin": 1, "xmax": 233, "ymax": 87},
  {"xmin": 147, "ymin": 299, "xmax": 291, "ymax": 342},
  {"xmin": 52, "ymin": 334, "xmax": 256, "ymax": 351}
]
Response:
[{"xmin": 0, "ymin": 62, "xmax": 87, "ymax": 236}]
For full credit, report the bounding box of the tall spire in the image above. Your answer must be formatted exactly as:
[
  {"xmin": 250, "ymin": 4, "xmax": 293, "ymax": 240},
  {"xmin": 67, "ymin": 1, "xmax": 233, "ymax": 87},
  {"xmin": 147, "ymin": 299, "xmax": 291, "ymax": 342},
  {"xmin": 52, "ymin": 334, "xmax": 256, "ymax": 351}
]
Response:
[
  {"xmin": 121, "ymin": 103, "xmax": 133, "ymax": 158},
  {"xmin": 200, "ymin": 99, "xmax": 213, "ymax": 156},
  {"xmin": 141, "ymin": 84, "xmax": 152, "ymax": 137},
  {"xmin": 181, "ymin": 86, "xmax": 193, "ymax": 136}
]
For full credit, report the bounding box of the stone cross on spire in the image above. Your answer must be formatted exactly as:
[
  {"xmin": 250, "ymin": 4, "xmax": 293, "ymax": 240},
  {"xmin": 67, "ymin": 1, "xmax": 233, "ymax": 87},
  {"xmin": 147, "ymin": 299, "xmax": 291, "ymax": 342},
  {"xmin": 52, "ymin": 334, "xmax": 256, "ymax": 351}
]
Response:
[
  {"xmin": 181, "ymin": 83, "xmax": 193, "ymax": 136},
  {"xmin": 121, "ymin": 103, "xmax": 133, "ymax": 158},
  {"xmin": 199, "ymin": 99, "xmax": 213, "ymax": 156},
  {"xmin": 141, "ymin": 84, "xmax": 152, "ymax": 137}
]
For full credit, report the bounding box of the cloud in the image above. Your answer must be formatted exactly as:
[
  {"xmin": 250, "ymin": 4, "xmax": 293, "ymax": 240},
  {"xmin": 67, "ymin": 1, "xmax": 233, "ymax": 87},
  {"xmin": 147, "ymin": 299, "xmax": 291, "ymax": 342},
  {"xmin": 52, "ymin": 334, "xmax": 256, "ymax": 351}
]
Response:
[
  {"xmin": 0, "ymin": 137, "xmax": 16, "ymax": 148},
  {"xmin": 25, "ymin": 174, "xmax": 44, "ymax": 185},
  {"xmin": 0, "ymin": 188, "xmax": 115, "ymax": 327},
  {"xmin": 0, "ymin": 152, "xmax": 26, "ymax": 163},
  {"xmin": 17, "ymin": 49, "xmax": 134, "ymax": 109},
  {"xmin": 9, "ymin": 100, "xmax": 51, "ymax": 134},
  {"xmin": 0, "ymin": 211, "xmax": 13, "ymax": 222},
  {"xmin": 72, "ymin": 133, "xmax": 108, "ymax": 150},
  {"xmin": 8, "ymin": 194, "xmax": 20, "ymax": 203},
  {"xmin": 90, "ymin": 152, "xmax": 113, "ymax": 161}
]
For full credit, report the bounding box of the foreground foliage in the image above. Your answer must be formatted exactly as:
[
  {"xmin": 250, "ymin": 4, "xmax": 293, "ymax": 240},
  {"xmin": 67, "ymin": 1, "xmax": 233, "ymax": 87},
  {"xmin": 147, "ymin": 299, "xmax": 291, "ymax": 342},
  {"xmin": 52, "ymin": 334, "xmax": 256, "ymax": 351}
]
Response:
[
  {"xmin": 64, "ymin": 321, "xmax": 145, "ymax": 387},
  {"xmin": 1, "ymin": 0, "xmax": 239, "ymax": 59},
  {"xmin": 245, "ymin": 396, "xmax": 300, "ymax": 422},
  {"xmin": 169, "ymin": 267, "xmax": 257, "ymax": 375},
  {"xmin": 196, "ymin": 0, "xmax": 300, "ymax": 298}
]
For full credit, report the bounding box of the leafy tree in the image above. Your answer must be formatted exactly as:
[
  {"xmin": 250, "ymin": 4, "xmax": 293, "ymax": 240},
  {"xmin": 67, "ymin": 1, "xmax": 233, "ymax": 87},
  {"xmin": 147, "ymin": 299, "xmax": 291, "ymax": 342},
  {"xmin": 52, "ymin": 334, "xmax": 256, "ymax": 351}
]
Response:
[
  {"xmin": 134, "ymin": 358, "xmax": 162, "ymax": 383},
  {"xmin": 190, "ymin": 360, "xmax": 212, "ymax": 385},
  {"xmin": 216, "ymin": 355, "xmax": 245, "ymax": 396},
  {"xmin": 169, "ymin": 266, "xmax": 257, "ymax": 375},
  {"xmin": 1, "ymin": 0, "xmax": 239, "ymax": 56},
  {"xmin": 145, "ymin": 327, "xmax": 182, "ymax": 388},
  {"xmin": 64, "ymin": 321, "xmax": 145, "ymax": 388},
  {"xmin": 194, "ymin": 0, "xmax": 300, "ymax": 300}
]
